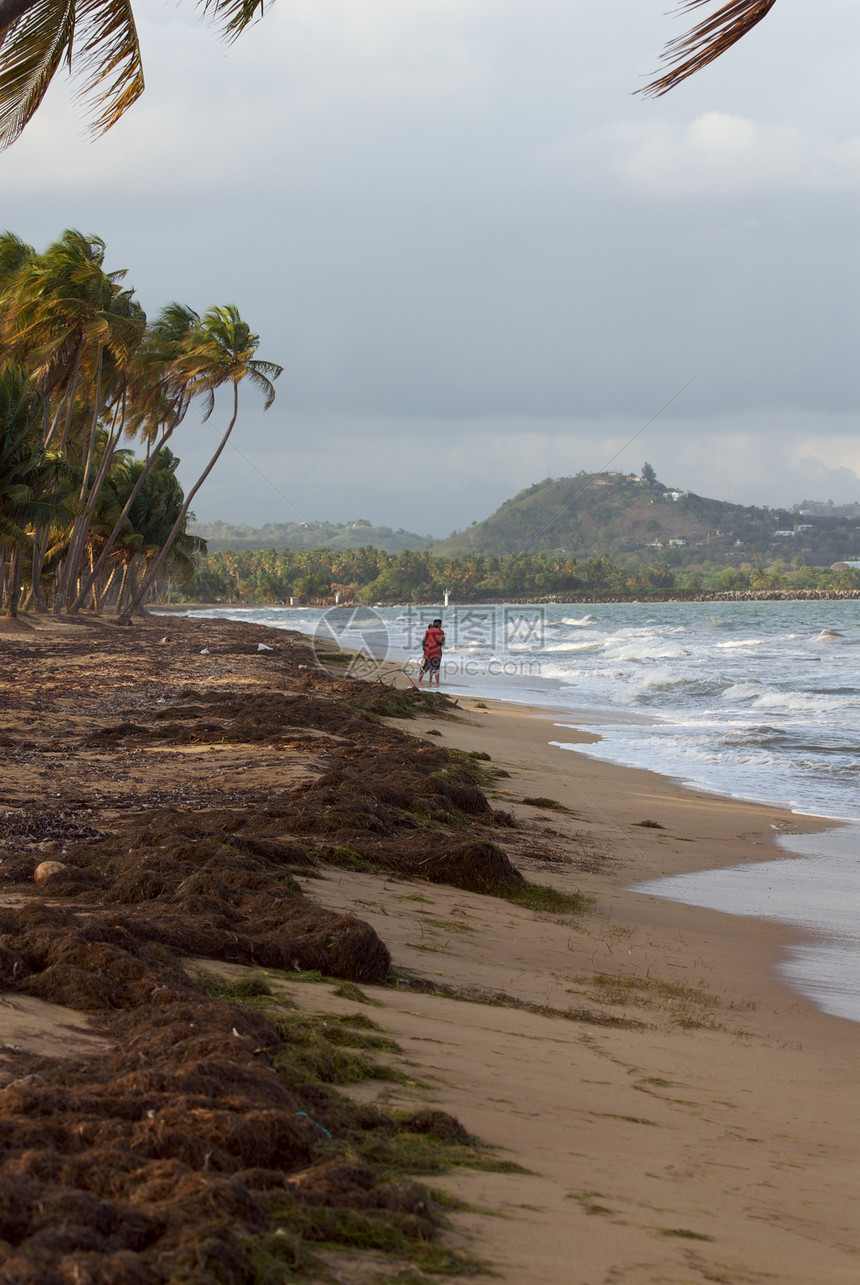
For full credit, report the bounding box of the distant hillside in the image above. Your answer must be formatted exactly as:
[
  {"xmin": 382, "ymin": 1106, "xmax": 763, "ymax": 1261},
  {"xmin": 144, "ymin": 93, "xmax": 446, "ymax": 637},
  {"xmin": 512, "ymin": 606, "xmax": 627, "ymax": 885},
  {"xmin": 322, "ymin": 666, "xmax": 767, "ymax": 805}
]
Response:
[
  {"xmin": 432, "ymin": 472, "xmax": 860, "ymax": 568},
  {"xmin": 793, "ymin": 499, "xmax": 860, "ymax": 520},
  {"xmin": 189, "ymin": 519, "xmax": 434, "ymax": 554}
]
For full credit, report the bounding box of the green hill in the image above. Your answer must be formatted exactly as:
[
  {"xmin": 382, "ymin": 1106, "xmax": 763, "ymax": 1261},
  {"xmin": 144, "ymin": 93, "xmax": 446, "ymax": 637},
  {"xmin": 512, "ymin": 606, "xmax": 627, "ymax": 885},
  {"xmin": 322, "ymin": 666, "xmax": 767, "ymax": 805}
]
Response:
[
  {"xmin": 189, "ymin": 518, "xmax": 433, "ymax": 554},
  {"xmin": 432, "ymin": 471, "xmax": 860, "ymax": 569}
]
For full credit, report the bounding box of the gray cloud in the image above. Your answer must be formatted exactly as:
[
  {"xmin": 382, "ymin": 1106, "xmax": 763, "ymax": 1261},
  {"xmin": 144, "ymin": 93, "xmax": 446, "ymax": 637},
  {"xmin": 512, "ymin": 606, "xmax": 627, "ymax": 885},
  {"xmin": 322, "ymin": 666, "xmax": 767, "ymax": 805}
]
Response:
[{"xmin": 2, "ymin": 0, "xmax": 859, "ymax": 536}]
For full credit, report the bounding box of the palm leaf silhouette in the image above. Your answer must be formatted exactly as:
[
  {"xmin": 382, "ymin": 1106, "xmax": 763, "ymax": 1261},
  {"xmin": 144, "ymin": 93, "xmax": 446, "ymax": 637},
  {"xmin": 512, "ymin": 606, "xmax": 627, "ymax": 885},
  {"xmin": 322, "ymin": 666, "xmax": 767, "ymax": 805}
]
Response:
[
  {"xmin": 0, "ymin": 0, "xmax": 142, "ymax": 146},
  {"xmin": 0, "ymin": 0, "xmax": 266, "ymax": 149},
  {"xmin": 640, "ymin": 0, "xmax": 779, "ymax": 97},
  {"xmin": 0, "ymin": 0, "xmax": 783, "ymax": 149}
]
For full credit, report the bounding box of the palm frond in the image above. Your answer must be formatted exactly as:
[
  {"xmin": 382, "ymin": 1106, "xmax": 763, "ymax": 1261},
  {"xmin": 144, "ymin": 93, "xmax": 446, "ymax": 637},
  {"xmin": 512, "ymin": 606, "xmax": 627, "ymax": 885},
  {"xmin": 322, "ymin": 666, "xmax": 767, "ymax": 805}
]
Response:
[
  {"xmin": 72, "ymin": 0, "xmax": 143, "ymax": 136},
  {"xmin": 0, "ymin": 231, "xmax": 35, "ymax": 279},
  {"xmin": 247, "ymin": 358, "xmax": 281, "ymax": 409},
  {"xmin": 0, "ymin": 0, "xmax": 75, "ymax": 149},
  {"xmin": 151, "ymin": 302, "xmax": 201, "ymax": 342},
  {"xmin": 248, "ymin": 358, "xmax": 283, "ymax": 381},
  {"xmin": 640, "ymin": 0, "xmax": 779, "ymax": 97},
  {"xmin": 200, "ymin": 0, "xmax": 267, "ymax": 44},
  {"xmin": 0, "ymin": 0, "xmax": 142, "ymax": 147},
  {"xmin": 1, "ymin": 0, "xmax": 272, "ymax": 145}
]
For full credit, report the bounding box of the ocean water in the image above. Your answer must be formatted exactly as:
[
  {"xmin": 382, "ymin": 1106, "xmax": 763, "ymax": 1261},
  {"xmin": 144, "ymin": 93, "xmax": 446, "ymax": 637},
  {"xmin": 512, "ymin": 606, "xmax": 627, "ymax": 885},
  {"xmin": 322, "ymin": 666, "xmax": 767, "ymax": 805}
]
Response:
[
  {"xmin": 634, "ymin": 826, "xmax": 860, "ymax": 1023},
  {"xmin": 168, "ymin": 600, "xmax": 860, "ymax": 1021}
]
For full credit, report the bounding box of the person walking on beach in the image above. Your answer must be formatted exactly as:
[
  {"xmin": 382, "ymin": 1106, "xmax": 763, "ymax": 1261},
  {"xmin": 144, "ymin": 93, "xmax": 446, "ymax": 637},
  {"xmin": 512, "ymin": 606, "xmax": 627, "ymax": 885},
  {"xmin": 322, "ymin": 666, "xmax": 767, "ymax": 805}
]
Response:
[{"xmin": 418, "ymin": 618, "xmax": 445, "ymax": 685}]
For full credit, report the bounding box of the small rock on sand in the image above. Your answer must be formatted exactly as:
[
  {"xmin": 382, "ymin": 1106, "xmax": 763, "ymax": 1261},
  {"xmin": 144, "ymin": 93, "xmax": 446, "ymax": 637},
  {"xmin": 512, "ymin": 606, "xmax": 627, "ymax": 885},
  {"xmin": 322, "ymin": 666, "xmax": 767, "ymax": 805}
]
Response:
[{"xmin": 34, "ymin": 860, "xmax": 69, "ymax": 885}]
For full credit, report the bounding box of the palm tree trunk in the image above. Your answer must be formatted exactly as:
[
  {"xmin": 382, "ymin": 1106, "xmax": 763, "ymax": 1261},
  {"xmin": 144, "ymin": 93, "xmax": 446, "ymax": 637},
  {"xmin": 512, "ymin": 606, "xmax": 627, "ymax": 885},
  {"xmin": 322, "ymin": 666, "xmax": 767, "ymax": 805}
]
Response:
[
  {"xmin": 59, "ymin": 375, "xmax": 125, "ymax": 612},
  {"xmin": 100, "ymin": 560, "xmax": 121, "ymax": 608},
  {"xmin": 57, "ymin": 352, "xmax": 105, "ymax": 609},
  {"xmin": 119, "ymin": 383, "xmax": 239, "ymax": 621},
  {"xmin": 104, "ymin": 559, "xmax": 128, "ymax": 611},
  {"xmin": 86, "ymin": 546, "xmax": 99, "ymax": 611},
  {"xmin": 117, "ymin": 557, "xmax": 141, "ymax": 618},
  {"xmin": 69, "ymin": 421, "xmax": 176, "ymax": 614},
  {"xmin": 77, "ymin": 350, "xmax": 105, "ymax": 505},
  {"xmin": 115, "ymin": 560, "xmax": 131, "ymax": 616},
  {"xmin": 48, "ymin": 344, "xmax": 84, "ymax": 453},
  {"xmin": 6, "ymin": 549, "xmax": 22, "ymax": 618},
  {"xmin": 28, "ymin": 528, "xmax": 48, "ymax": 610},
  {"xmin": 44, "ymin": 345, "xmax": 87, "ymax": 613}
]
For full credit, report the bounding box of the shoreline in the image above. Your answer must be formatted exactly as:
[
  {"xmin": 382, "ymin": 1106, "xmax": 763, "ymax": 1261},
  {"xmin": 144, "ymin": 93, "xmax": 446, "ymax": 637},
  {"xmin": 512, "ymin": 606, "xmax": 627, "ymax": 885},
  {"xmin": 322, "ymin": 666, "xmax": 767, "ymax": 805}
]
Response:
[
  {"xmin": 158, "ymin": 600, "xmax": 860, "ymax": 831},
  {"xmin": 406, "ymin": 696, "xmax": 860, "ymax": 1026},
  {"xmin": 1, "ymin": 615, "xmax": 857, "ymax": 1282},
  {"xmin": 155, "ymin": 603, "xmax": 860, "ymax": 1021},
  {"xmin": 156, "ymin": 601, "xmax": 860, "ymax": 828},
  {"xmin": 290, "ymin": 690, "xmax": 860, "ymax": 1283},
  {"xmin": 398, "ymin": 691, "xmax": 845, "ymax": 947}
]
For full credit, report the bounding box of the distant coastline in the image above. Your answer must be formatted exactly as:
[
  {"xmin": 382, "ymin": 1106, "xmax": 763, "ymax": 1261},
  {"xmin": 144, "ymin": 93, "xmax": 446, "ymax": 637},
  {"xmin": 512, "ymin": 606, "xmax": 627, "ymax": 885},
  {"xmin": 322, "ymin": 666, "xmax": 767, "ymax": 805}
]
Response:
[{"xmin": 159, "ymin": 587, "xmax": 860, "ymax": 611}]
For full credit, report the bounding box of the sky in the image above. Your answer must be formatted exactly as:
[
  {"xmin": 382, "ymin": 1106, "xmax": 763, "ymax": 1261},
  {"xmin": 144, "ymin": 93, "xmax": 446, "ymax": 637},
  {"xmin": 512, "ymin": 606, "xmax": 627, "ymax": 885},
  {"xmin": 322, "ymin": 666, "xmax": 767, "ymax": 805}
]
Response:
[{"xmin": 2, "ymin": 0, "xmax": 859, "ymax": 538}]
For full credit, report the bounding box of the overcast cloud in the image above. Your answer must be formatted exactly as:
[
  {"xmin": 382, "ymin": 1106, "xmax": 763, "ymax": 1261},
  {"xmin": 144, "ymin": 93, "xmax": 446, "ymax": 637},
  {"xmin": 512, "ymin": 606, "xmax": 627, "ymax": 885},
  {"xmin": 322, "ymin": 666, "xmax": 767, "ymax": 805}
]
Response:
[{"xmin": 2, "ymin": 0, "xmax": 859, "ymax": 535}]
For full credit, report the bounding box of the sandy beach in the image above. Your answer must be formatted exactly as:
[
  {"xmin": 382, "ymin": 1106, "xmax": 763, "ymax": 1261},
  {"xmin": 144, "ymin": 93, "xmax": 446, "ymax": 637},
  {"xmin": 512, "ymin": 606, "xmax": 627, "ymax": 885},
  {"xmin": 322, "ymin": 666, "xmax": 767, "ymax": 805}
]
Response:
[
  {"xmin": 293, "ymin": 699, "xmax": 859, "ymax": 1284},
  {"xmin": 1, "ymin": 613, "xmax": 857, "ymax": 1284}
]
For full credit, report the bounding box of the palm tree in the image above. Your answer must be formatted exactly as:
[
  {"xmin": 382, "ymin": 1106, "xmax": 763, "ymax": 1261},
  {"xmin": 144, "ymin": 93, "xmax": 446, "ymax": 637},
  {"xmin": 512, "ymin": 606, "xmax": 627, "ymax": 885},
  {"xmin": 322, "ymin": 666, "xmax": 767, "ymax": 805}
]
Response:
[
  {"xmin": 67, "ymin": 301, "xmax": 200, "ymax": 613},
  {"xmin": 56, "ymin": 279, "xmax": 147, "ymax": 609},
  {"xmin": 119, "ymin": 302, "xmax": 281, "ymax": 620},
  {"xmin": 106, "ymin": 447, "xmax": 205, "ymax": 614},
  {"xmin": 0, "ymin": 363, "xmax": 64, "ymax": 615},
  {"xmin": 1, "ymin": 230, "xmax": 147, "ymax": 609},
  {"xmin": 0, "ymin": 0, "xmax": 266, "ymax": 150},
  {"xmin": 641, "ymin": 1, "xmax": 779, "ymax": 97},
  {"xmin": 1, "ymin": 230, "xmax": 143, "ymax": 451}
]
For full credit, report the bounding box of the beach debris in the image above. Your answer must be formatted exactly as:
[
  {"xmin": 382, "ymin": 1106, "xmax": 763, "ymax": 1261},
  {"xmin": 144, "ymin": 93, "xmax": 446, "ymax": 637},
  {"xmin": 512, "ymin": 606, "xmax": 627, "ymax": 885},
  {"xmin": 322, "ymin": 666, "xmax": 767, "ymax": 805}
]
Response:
[
  {"xmin": 401, "ymin": 1109, "xmax": 471, "ymax": 1141},
  {"xmin": 522, "ymin": 796, "xmax": 573, "ymax": 813},
  {"xmin": 0, "ymin": 808, "xmax": 108, "ymax": 852},
  {"xmin": 293, "ymin": 1112, "xmax": 333, "ymax": 1139},
  {"xmin": 0, "ymin": 614, "xmax": 508, "ymax": 1281},
  {"xmin": 257, "ymin": 642, "xmax": 274, "ymax": 651},
  {"xmin": 633, "ymin": 819, "xmax": 664, "ymax": 828},
  {"xmin": 33, "ymin": 860, "xmax": 69, "ymax": 884},
  {"xmin": 415, "ymin": 840, "xmax": 524, "ymax": 895},
  {"xmin": 41, "ymin": 819, "xmax": 392, "ymax": 984}
]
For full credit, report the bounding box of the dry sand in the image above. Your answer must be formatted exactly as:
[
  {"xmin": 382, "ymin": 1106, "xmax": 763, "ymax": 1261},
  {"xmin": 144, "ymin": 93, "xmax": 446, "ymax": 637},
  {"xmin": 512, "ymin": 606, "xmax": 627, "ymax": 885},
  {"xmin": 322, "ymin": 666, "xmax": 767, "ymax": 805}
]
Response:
[{"xmin": 285, "ymin": 699, "xmax": 860, "ymax": 1285}]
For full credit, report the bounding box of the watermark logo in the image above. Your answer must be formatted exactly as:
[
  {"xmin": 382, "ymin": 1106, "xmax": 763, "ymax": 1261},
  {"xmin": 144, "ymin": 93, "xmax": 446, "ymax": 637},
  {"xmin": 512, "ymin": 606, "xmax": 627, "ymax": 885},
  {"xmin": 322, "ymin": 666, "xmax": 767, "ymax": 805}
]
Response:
[
  {"xmin": 400, "ymin": 606, "xmax": 546, "ymax": 652},
  {"xmin": 313, "ymin": 605, "xmax": 547, "ymax": 681},
  {"xmin": 503, "ymin": 607, "xmax": 545, "ymax": 648},
  {"xmin": 312, "ymin": 606, "xmax": 389, "ymax": 678}
]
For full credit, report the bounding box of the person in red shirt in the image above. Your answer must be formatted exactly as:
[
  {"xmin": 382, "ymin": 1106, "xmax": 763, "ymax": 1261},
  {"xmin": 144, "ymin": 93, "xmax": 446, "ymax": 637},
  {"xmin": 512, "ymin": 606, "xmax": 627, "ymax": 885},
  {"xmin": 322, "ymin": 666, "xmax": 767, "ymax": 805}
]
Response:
[{"xmin": 418, "ymin": 618, "xmax": 445, "ymax": 685}]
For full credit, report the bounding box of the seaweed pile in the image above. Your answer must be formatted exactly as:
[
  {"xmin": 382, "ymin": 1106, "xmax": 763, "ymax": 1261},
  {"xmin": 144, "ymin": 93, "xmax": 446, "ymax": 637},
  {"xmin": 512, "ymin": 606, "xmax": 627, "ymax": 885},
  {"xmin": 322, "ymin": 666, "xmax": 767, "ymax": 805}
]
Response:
[
  {"xmin": 0, "ymin": 616, "xmax": 555, "ymax": 1281},
  {"xmin": 0, "ymin": 902, "xmax": 482, "ymax": 1283}
]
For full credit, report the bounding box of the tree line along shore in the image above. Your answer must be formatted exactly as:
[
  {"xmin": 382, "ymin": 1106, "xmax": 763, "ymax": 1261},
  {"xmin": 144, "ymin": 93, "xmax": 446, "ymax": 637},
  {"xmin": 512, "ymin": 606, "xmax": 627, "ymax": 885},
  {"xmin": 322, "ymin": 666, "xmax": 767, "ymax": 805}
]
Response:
[{"xmin": 163, "ymin": 546, "xmax": 860, "ymax": 608}]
